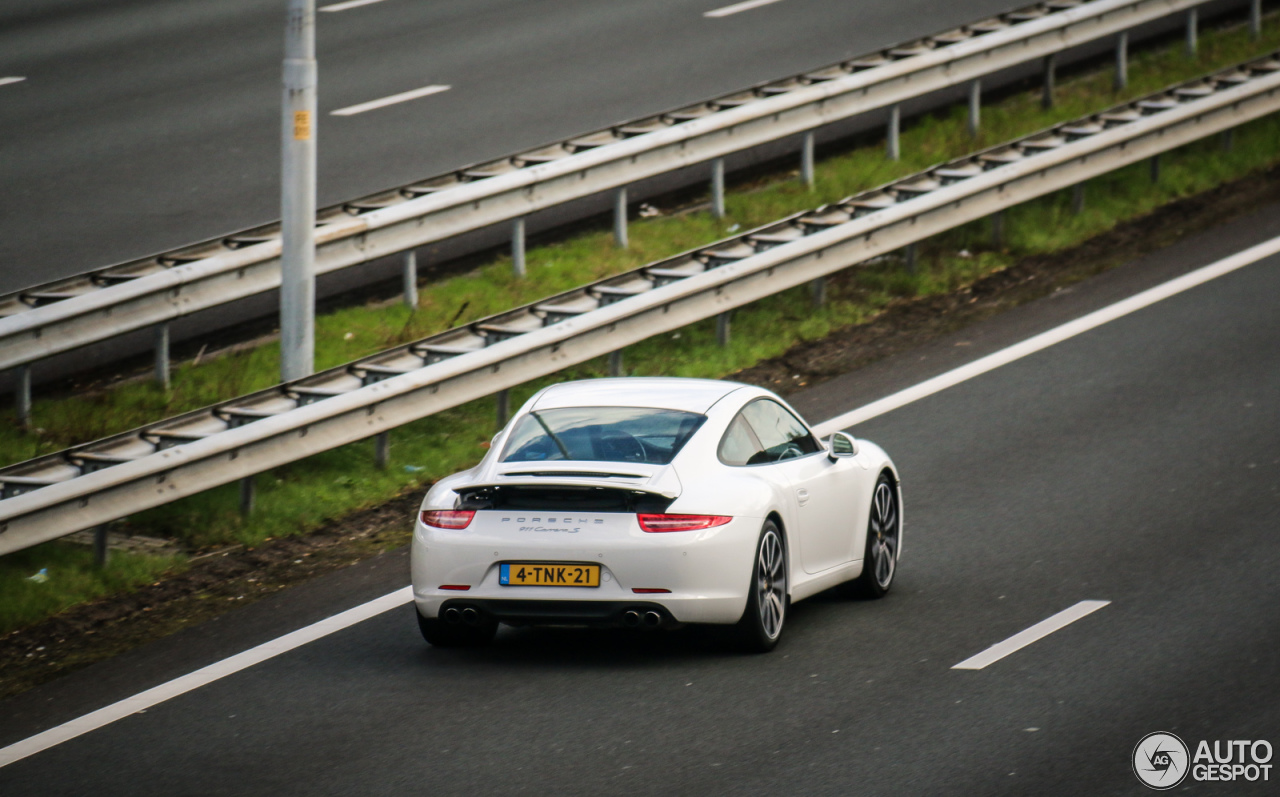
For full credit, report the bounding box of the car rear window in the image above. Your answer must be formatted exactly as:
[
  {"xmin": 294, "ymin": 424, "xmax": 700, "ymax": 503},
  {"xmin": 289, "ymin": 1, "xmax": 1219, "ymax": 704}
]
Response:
[{"xmin": 501, "ymin": 407, "xmax": 706, "ymax": 465}]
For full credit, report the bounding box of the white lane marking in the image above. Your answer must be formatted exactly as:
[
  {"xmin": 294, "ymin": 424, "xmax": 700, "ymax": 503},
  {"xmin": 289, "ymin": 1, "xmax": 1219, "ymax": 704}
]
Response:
[
  {"xmin": 0, "ymin": 586, "xmax": 412, "ymax": 769},
  {"xmin": 4, "ymin": 235, "xmax": 1277, "ymax": 768},
  {"xmin": 320, "ymin": 0, "xmax": 389, "ymax": 11},
  {"xmin": 705, "ymin": 0, "xmax": 786, "ymax": 18},
  {"xmin": 812, "ymin": 234, "xmax": 1280, "ymax": 437},
  {"xmin": 952, "ymin": 600, "xmax": 1111, "ymax": 670},
  {"xmin": 0, "ymin": 77, "xmax": 27, "ymax": 87},
  {"xmin": 330, "ymin": 84, "xmax": 450, "ymax": 116}
]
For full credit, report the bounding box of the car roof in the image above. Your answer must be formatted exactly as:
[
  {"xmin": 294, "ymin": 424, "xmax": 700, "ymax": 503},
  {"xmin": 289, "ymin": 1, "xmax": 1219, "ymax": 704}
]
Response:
[{"xmin": 530, "ymin": 378, "xmax": 746, "ymax": 414}]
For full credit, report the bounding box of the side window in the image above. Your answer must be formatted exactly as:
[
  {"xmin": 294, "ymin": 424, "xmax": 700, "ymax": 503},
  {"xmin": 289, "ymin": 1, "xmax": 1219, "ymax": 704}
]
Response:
[
  {"xmin": 718, "ymin": 414, "xmax": 763, "ymax": 467},
  {"xmin": 740, "ymin": 399, "xmax": 820, "ymax": 462}
]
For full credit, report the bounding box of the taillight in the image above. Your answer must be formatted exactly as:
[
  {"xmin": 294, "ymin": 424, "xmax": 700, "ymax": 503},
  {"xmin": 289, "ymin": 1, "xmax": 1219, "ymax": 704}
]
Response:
[
  {"xmin": 637, "ymin": 513, "xmax": 732, "ymax": 532},
  {"xmin": 420, "ymin": 509, "xmax": 475, "ymax": 529}
]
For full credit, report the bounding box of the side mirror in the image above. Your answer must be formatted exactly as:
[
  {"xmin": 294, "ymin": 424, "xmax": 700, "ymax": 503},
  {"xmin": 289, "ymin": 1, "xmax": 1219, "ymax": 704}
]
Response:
[{"xmin": 827, "ymin": 431, "xmax": 858, "ymax": 461}]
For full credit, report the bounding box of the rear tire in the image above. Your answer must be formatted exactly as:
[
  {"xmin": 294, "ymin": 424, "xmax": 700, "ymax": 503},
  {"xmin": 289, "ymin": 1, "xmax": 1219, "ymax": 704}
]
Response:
[
  {"xmin": 734, "ymin": 520, "xmax": 787, "ymax": 653},
  {"xmin": 840, "ymin": 471, "xmax": 900, "ymax": 599},
  {"xmin": 417, "ymin": 609, "xmax": 498, "ymax": 647}
]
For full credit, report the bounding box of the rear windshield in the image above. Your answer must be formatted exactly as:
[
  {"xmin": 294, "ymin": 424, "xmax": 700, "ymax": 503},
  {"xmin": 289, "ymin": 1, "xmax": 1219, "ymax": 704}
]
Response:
[{"xmin": 501, "ymin": 407, "xmax": 706, "ymax": 465}]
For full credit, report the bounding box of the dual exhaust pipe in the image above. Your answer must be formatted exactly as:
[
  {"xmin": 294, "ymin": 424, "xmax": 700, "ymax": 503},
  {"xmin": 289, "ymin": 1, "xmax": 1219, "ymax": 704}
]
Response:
[
  {"xmin": 623, "ymin": 609, "xmax": 663, "ymax": 629},
  {"xmin": 441, "ymin": 606, "xmax": 483, "ymax": 626}
]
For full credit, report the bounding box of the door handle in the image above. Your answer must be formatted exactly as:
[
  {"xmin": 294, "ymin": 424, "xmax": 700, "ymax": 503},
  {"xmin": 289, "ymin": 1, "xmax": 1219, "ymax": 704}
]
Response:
[{"xmin": 796, "ymin": 488, "xmax": 810, "ymax": 506}]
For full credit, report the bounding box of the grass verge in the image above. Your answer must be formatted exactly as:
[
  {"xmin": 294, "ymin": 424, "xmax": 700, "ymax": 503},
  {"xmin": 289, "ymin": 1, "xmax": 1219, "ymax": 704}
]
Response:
[{"xmin": 3, "ymin": 15, "xmax": 1279, "ymax": 636}]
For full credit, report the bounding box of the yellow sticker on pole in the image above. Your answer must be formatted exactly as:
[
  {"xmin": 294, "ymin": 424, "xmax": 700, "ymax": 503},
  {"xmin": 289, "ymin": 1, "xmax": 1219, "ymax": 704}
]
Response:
[{"xmin": 293, "ymin": 110, "xmax": 312, "ymax": 141}]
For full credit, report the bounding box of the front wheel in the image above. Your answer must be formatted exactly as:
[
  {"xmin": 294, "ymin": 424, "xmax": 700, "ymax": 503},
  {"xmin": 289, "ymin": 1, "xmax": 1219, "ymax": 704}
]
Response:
[
  {"xmin": 735, "ymin": 520, "xmax": 788, "ymax": 653},
  {"xmin": 842, "ymin": 472, "xmax": 900, "ymax": 599}
]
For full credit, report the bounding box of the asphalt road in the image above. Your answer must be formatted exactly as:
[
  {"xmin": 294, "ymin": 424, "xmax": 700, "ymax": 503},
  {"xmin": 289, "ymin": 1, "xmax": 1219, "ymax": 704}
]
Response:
[
  {"xmin": 1, "ymin": 194, "xmax": 1277, "ymax": 793},
  {"xmin": 0, "ymin": 0, "xmax": 1027, "ymax": 294}
]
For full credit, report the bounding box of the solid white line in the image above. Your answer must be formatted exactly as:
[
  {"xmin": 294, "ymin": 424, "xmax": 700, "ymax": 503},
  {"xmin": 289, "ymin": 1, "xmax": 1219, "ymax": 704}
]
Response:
[
  {"xmin": 0, "ymin": 586, "xmax": 412, "ymax": 769},
  {"xmin": 952, "ymin": 600, "xmax": 1111, "ymax": 670},
  {"xmin": 812, "ymin": 234, "xmax": 1280, "ymax": 437},
  {"xmin": 0, "ymin": 77, "xmax": 27, "ymax": 87},
  {"xmin": 330, "ymin": 84, "xmax": 450, "ymax": 116},
  {"xmin": 320, "ymin": 0, "xmax": 388, "ymax": 11},
  {"xmin": 705, "ymin": 0, "xmax": 786, "ymax": 18}
]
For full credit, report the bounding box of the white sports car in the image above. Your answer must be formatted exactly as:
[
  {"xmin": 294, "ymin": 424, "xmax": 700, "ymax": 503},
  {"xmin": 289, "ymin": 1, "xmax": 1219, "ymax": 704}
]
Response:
[{"xmin": 411, "ymin": 377, "xmax": 901, "ymax": 651}]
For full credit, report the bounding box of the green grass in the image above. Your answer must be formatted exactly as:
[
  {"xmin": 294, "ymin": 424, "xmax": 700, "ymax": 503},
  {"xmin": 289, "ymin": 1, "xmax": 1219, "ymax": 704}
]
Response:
[{"xmin": 3, "ymin": 15, "xmax": 1279, "ymax": 635}]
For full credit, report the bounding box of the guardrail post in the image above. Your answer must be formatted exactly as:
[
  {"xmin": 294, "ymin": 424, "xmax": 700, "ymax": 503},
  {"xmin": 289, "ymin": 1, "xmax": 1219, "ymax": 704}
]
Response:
[
  {"xmin": 614, "ymin": 187, "xmax": 629, "ymax": 249},
  {"xmin": 1042, "ymin": 54, "xmax": 1056, "ymax": 110},
  {"xmin": 1072, "ymin": 183, "xmax": 1086, "ymax": 215},
  {"xmin": 93, "ymin": 525, "xmax": 109, "ymax": 568},
  {"xmin": 968, "ymin": 79, "xmax": 981, "ymax": 137},
  {"xmin": 711, "ymin": 158, "xmax": 726, "ymax": 219},
  {"xmin": 1186, "ymin": 9, "xmax": 1198, "ymax": 57},
  {"xmin": 402, "ymin": 250, "xmax": 418, "ymax": 308},
  {"xmin": 716, "ymin": 312, "xmax": 731, "ymax": 347},
  {"xmin": 608, "ymin": 350, "xmax": 623, "ymax": 377},
  {"xmin": 154, "ymin": 323, "xmax": 171, "ymax": 390},
  {"xmin": 512, "ymin": 218, "xmax": 526, "ymax": 278},
  {"xmin": 904, "ymin": 243, "xmax": 918, "ymax": 273},
  {"xmin": 801, "ymin": 131, "xmax": 816, "ymax": 189},
  {"xmin": 991, "ymin": 211, "xmax": 1005, "ymax": 248},
  {"xmin": 1115, "ymin": 32, "xmax": 1129, "ymax": 92},
  {"xmin": 375, "ymin": 431, "xmax": 390, "ymax": 469},
  {"xmin": 15, "ymin": 363, "xmax": 32, "ymax": 427},
  {"xmin": 240, "ymin": 476, "xmax": 255, "ymax": 516},
  {"xmin": 887, "ymin": 104, "xmax": 901, "ymax": 161},
  {"xmin": 809, "ymin": 277, "xmax": 826, "ymax": 307},
  {"xmin": 1251, "ymin": 0, "xmax": 1262, "ymax": 39},
  {"xmin": 1149, "ymin": 154, "xmax": 1160, "ymax": 183},
  {"xmin": 496, "ymin": 389, "xmax": 510, "ymax": 428},
  {"xmin": 1221, "ymin": 128, "xmax": 1235, "ymax": 152}
]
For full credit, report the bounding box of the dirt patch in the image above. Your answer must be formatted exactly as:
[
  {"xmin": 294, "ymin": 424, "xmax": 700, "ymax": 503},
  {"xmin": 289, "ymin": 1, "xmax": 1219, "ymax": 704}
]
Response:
[{"xmin": 1, "ymin": 165, "xmax": 1277, "ymax": 702}]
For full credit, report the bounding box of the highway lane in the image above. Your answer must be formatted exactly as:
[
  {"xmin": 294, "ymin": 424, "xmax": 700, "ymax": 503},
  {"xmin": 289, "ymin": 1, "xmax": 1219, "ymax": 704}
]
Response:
[
  {"xmin": 2, "ymin": 211, "xmax": 1279, "ymax": 793},
  {"xmin": 0, "ymin": 0, "xmax": 1029, "ymax": 294}
]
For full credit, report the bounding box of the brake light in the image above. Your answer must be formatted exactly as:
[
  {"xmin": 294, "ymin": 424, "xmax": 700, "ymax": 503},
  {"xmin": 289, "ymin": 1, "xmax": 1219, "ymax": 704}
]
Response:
[
  {"xmin": 420, "ymin": 509, "xmax": 475, "ymax": 529},
  {"xmin": 632, "ymin": 588, "xmax": 671, "ymax": 594},
  {"xmin": 637, "ymin": 514, "xmax": 732, "ymax": 532},
  {"xmin": 438, "ymin": 585, "xmax": 471, "ymax": 591}
]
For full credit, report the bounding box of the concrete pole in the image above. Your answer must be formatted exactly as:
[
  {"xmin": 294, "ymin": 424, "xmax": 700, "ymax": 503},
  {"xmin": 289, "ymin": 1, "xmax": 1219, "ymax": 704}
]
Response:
[
  {"xmin": 711, "ymin": 158, "xmax": 726, "ymax": 219},
  {"xmin": 801, "ymin": 131, "xmax": 815, "ymax": 189},
  {"xmin": 402, "ymin": 250, "xmax": 418, "ymax": 308},
  {"xmin": 1042, "ymin": 54, "xmax": 1056, "ymax": 110},
  {"xmin": 967, "ymin": 79, "xmax": 981, "ymax": 138},
  {"xmin": 1115, "ymin": 32, "xmax": 1129, "ymax": 92},
  {"xmin": 886, "ymin": 104, "xmax": 900, "ymax": 161},
  {"xmin": 154, "ymin": 323, "xmax": 170, "ymax": 389},
  {"xmin": 614, "ymin": 187, "xmax": 628, "ymax": 249},
  {"xmin": 512, "ymin": 217, "xmax": 526, "ymax": 277},
  {"xmin": 1186, "ymin": 8, "xmax": 1198, "ymax": 57},
  {"xmin": 15, "ymin": 363, "xmax": 31, "ymax": 427},
  {"xmin": 608, "ymin": 350, "xmax": 623, "ymax": 377},
  {"xmin": 280, "ymin": 0, "xmax": 317, "ymax": 383}
]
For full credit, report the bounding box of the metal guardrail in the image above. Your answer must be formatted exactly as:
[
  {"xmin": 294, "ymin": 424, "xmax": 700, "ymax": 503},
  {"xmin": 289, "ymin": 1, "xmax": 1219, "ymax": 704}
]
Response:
[
  {"xmin": 0, "ymin": 0, "xmax": 1228, "ymax": 380},
  {"xmin": 1, "ymin": 52, "xmax": 1277, "ymax": 556}
]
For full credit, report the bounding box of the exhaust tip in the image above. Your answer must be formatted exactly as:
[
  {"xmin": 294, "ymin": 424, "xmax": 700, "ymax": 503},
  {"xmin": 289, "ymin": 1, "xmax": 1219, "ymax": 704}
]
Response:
[
  {"xmin": 622, "ymin": 610, "xmax": 641, "ymax": 628},
  {"xmin": 643, "ymin": 611, "xmax": 662, "ymax": 628},
  {"xmin": 461, "ymin": 607, "xmax": 480, "ymax": 626},
  {"xmin": 442, "ymin": 607, "xmax": 462, "ymax": 625}
]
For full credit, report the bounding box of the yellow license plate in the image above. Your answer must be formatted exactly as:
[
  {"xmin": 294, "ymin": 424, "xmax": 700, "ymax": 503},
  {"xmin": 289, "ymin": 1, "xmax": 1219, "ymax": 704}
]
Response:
[{"xmin": 500, "ymin": 563, "xmax": 600, "ymax": 587}]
